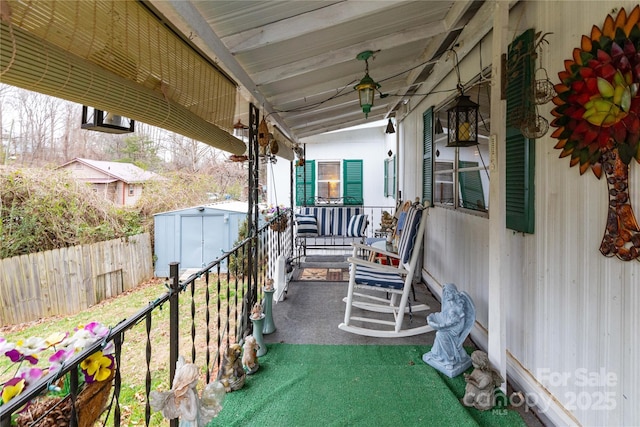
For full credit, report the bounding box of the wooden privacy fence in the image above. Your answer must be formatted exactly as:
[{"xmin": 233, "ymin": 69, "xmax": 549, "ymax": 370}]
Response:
[{"xmin": 0, "ymin": 233, "xmax": 153, "ymax": 326}]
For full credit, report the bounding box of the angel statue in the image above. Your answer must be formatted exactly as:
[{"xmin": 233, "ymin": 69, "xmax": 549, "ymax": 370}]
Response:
[
  {"xmin": 463, "ymin": 350, "xmax": 504, "ymax": 411},
  {"xmin": 150, "ymin": 356, "xmax": 226, "ymax": 426},
  {"xmin": 422, "ymin": 283, "xmax": 476, "ymax": 377}
]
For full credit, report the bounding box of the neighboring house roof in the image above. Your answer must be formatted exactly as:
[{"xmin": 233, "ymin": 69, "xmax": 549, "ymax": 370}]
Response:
[{"xmin": 59, "ymin": 158, "xmax": 161, "ymax": 184}]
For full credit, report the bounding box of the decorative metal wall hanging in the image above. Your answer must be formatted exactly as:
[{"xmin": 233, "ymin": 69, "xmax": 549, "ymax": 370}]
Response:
[{"xmin": 550, "ymin": 6, "xmax": 640, "ymax": 261}]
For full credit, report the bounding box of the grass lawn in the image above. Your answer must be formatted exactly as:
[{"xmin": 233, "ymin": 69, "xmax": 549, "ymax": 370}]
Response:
[{"xmin": 1, "ymin": 276, "xmax": 244, "ymax": 425}]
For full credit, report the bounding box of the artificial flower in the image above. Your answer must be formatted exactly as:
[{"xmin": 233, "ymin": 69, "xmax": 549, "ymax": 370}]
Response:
[
  {"xmin": 45, "ymin": 332, "xmax": 68, "ymax": 347},
  {"xmin": 4, "ymin": 349, "xmax": 38, "ymax": 365},
  {"xmin": 80, "ymin": 351, "xmax": 114, "ymax": 383},
  {"xmin": 0, "ymin": 338, "xmax": 15, "ymax": 356},
  {"xmin": 1, "ymin": 377, "xmax": 25, "ymax": 404},
  {"xmin": 15, "ymin": 337, "xmax": 46, "ymax": 358}
]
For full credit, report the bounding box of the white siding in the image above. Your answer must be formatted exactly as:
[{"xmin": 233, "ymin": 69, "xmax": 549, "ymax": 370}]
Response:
[{"xmin": 402, "ymin": 2, "xmax": 640, "ymax": 425}]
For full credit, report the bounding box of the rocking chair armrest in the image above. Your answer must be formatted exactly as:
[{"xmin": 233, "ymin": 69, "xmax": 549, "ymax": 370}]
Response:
[
  {"xmin": 347, "ymin": 256, "xmax": 409, "ymax": 275},
  {"xmin": 351, "ymin": 242, "xmax": 400, "ymax": 259}
]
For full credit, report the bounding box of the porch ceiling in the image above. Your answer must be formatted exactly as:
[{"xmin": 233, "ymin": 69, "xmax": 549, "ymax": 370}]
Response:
[{"xmin": 149, "ymin": 0, "xmax": 494, "ymax": 143}]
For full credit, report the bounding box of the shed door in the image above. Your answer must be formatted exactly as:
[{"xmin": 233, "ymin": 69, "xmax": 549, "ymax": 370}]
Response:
[{"xmin": 180, "ymin": 215, "xmax": 225, "ymax": 269}]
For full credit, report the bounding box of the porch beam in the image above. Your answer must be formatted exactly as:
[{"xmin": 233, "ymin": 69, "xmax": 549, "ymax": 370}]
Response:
[{"xmin": 488, "ymin": 0, "xmax": 509, "ymax": 393}]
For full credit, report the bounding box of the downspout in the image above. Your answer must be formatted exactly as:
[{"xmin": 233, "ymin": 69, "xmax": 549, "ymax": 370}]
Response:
[{"xmin": 488, "ymin": 0, "xmax": 509, "ymax": 393}]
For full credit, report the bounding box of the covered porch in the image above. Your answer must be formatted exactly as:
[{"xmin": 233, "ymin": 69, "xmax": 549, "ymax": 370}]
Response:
[{"xmin": 2, "ymin": 1, "xmax": 639, "ymax": 426}]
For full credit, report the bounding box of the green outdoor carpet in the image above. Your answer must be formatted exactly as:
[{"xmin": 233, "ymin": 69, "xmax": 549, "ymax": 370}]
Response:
[{"xmin": 208, "ymin": 344, "xmax": 526, "ymax": 427}]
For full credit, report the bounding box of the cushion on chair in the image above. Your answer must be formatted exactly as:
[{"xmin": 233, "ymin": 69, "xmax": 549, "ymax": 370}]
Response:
[
  {"xmin": 354, "ymin": 264, "xmax": 404, "ymax": 290},
  {"xmin": 298, "ymin": 208, "xmax": 331, "ymax": 235},
  {"xmin": 396, "ymin": 207, "xmax": 422, "ymax": 263},
  {"xmin": 331, "ymin": 207, "xmax": 362, "ymax": 235},
  {"xmin": 295, "ymin": 214, "xmax": 318, "ymax": 236},
  {"xmin": 346, "ymin": 214, "xmax": 367, "ymax": 237}
]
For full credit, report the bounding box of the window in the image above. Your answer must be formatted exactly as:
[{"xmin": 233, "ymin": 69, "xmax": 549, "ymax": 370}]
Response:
[
  {"xmin": 384, "ymin": 156, "xmax": 396, "ymax": 198},
  {"xmin": 317, "ymin": 161, "xmax": 341, "ymax": 199},
  {"xmin": 296, "ymin": 159, "xmax": 363, "ymax": 205},
  {"xmin": 424, "ymin": 92, "xmax": 491, "ymax": 214},
  {"xmin": 434, "ymin": 161, "xmax": 453, "ymax": 205},
  {"xmin": 128, "ymin": 184, "xmax": 135, "ymax": 196}
]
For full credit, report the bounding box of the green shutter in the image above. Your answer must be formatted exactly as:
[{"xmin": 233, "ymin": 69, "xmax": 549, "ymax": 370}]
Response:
[
  {"xmin": 392, "ymin": 156, "xmax": 396, "ymax": 198},
  {"xmin": 384, "ymin": 159, "xmax": 388, "ymax": 197},
  {"xmin": 458, "ymin": 161, "xmax": 484, "ymax": 210},
  {"xmin": 384, "ymin": 157, "xmax": 395, "ymax": 198},
  {"xmin": 505, "ymin": 29, "xmax": 535, "ymax": 233},
  {"xmin": 343, "ymin": 159, "xmax": 363, "ymax": 205},
  {"xmin": 295, "ymin": 160, "xmax": 315, "ymax": 206},
  {"xmin": 422, "ymin": 108, "xmax": 433, "ymax": 205}
]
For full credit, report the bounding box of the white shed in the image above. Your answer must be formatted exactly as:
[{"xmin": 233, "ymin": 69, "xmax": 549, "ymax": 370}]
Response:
[{"xmin": 153, "ymin": 201, "xmax": 248, "ymax": 277}]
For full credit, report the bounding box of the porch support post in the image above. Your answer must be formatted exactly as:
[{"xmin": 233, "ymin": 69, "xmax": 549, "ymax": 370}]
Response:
[
  {"xmin": 245, "ymin": 103, "xmax": 260, "ymax": 334},
  {"xmin": 488, "ymin": 0, "xmax": 508, "ymax": 393}
]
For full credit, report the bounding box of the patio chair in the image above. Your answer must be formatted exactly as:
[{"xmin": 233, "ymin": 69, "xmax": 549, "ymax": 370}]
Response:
[{"xmin": 339, "ymin": 202, "xmax": 432, "ymax": 338}]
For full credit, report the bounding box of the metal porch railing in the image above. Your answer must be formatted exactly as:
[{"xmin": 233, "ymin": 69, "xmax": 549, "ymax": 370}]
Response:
[{"xmin": 0, "ymin": 213, "xmax": 293, "ymax": 427}]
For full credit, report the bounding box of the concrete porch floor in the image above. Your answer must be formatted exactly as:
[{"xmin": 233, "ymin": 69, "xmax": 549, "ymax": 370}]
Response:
[{"xmin": 263, "ymin": 254, "xmax": 546, "ymax": 426}]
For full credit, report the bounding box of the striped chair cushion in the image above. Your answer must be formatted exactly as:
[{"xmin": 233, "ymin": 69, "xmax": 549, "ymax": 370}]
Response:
[
  {"xmin": 295, "ymin": 214, "xmax": 318, "ymax": 236},
  {"xmin": 331, "ymin": 207, "xmax": 363, "ymax": 236},
  {"xmin": 396, "ymin": 206, "xmax": 422, "ymax": 263},
  {"xmin": 346, "ymin": 214, "xmax": 367, "ymax": 237},
  {"xmin": 354, "ymin": 264, "xmax": 404, "ymax": 290},
  {"xmin": 297, "ymin": 207, "xmax": 332, "ymax": 235}
]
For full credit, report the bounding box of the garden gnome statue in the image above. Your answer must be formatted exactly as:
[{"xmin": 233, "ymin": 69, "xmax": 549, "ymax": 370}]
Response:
[
  {"xmin": 216, "ymin": 343, "xmax": 245, "ymax": 392},
  {"xmin": 422, "ymin": 283, "xmax": 476, "ymax": 377},
  {"xmin": 242, "ymin": 335, "xmax": 260, "ymax": 374},
  {"xmin": 463, "ymin": 350, "xmax": 504, "ymax": 411}
]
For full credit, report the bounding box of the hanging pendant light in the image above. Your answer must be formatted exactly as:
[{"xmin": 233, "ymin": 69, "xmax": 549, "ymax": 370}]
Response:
[
  {"xmin": 446, "ymin": 49, "xmax": 479, "ymax": 147},
  {"xmin": 446, "ymin": 89, "xmax": 479, "ymax": 147},
  {"xmin": 354, "ymin": 51, "xmax": 380, "ymax": 118}
]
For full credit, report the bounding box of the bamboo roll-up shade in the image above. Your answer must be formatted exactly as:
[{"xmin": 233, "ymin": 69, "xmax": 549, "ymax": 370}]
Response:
[{"xmin": 0, "ymin": 0, "xmax": 245, "ymax": 154}]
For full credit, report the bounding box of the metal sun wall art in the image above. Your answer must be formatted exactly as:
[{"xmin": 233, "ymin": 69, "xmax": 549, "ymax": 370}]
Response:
[{"xmin": 550, "ymin": 6, "xmax": 640, "ymax": 261}]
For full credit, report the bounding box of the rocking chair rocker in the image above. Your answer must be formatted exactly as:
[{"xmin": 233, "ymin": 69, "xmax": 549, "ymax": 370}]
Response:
[{"xmin": 339, "ymin": 202, "xmax": 432, "ymax": 338}]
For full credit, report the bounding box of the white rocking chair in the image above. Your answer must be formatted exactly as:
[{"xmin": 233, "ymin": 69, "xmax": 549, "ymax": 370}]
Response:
[{"xmin": 339, "ymin": 203, "xmax": 432, "ymax": 338}]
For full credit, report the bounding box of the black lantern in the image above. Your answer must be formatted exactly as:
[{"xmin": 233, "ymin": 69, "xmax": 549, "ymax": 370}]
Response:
[
  {"xmin": 446, "ymin": 92, "xmax": 479, "ymax": 147},
  {"xmin": 81, "ymin": 106, "xmax": 134, "ymax": 134}
]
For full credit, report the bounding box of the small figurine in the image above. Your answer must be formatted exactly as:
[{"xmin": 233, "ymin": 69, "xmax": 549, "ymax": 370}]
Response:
[
  {"xmin": 216, "ymin": 344, "xmax": 245, "ymax": 392},
  {"xmin": 250, "ymin": 302, "xmax": 263, "ymax": 320},
  {"xmin": 149, "ymin": 356, "xmax": 200, "ymax": 426},
  {"xmin": 462, "ymin": 350, "xmax": 504, "ymax": 411},
  {"xmin": 264, "ymin": 278, "xmax": 274, "ymax": 291},
  {"xmin": 198, "ymin": 381, "xmax": 226, "ymax": 424},
  {"xmin": 422, "ymin": 283, "xmax": 476, "ymax": 377},
  {"xmin": 242, "ymin": 335, "xmax": 260, "ymax": 374}
]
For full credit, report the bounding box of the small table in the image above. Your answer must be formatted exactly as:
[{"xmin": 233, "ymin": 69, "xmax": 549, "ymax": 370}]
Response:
[
  {"xmin": 370, "ymin": 240, "xmax": 399, "ymax": 265},
  {"xmin": 374, "ymin": 229, "xmax": 391, "ymax": 238}
]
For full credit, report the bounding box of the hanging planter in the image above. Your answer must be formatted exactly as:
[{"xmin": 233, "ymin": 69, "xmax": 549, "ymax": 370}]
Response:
[{"xmin": 269, "ymin": 215, "xmax": 288, "ymax": 232}]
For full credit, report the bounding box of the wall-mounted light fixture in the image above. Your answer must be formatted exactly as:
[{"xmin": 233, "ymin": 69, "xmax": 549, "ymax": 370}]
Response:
[{"xmin": 354, "ymin": 50, "xmax": 380, "ymax": 118}]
